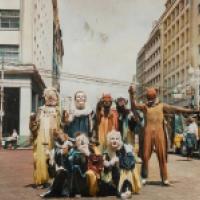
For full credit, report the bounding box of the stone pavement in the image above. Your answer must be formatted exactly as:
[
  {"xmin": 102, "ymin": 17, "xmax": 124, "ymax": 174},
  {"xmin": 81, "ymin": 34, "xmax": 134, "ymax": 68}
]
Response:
[{"xmin": 0, "ymin": 149, "xmax": 200, "ymax": 200}]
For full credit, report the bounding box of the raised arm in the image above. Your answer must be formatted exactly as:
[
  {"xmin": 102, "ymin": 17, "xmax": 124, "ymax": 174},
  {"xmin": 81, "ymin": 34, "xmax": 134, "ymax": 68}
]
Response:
[
  {"xmin": 163, "ymin": 103, "xmax": 197, "ymax": 114},
  {"xmin": 128, "ymin": 85, "xmax": 146, "ymax": 111}
]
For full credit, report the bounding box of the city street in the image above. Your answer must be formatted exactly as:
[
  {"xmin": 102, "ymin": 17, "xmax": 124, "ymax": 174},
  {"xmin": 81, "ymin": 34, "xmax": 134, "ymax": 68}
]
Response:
[{"xmin": 0, "ymin": 149, "xmax": 200, "ymax": 200}]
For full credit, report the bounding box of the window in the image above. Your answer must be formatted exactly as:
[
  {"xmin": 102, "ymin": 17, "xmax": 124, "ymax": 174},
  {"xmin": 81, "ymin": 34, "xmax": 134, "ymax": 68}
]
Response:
[
  {"xmin": 0, "ymin": 45, "xmax": 19, "ymax": 62},
  {"xmin": 198, "ymin": 4, "xmax": 200, "ymax": 14},
  {"xmin": 198, "ymin": 25, "xmax": 200, "ymax": 34},
  {"xmin": 185, "ymin": 9, "xmax": 189, "ymax": 23},
  {"xmin": 186, "ymin": 47, "xmax": 189, "ymax": 61},
  {"xmin": 0, "ymin": 10, "xmax": 20, "ymax": 29},
  {"xmin": 176, "ymin": 20, "xmax": 179, "ymax": 33},
  {"xmin": 180, "ymin": 0, "xmax": 184, "ymax": 11},
  {"xmin": 175, "ymin": 5, "xmax": 179, "ymax": 16},
  {"xmin": 186, "ymin": 28, "xmax": 189, "ymax": 42}
]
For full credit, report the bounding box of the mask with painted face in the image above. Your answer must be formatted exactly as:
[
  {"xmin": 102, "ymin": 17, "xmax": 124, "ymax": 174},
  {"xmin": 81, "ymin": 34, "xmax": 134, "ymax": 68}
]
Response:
[
  {"xmin": 44, "ymin": 87, "xmax": 59, "ymax": 106},
  {"xmin": 107, "ymin": 130, "xmax": 122, "ymax": 151},
  {"xmin": 74, "ymin": 91, "xmax": 87, "ymax": 110},
  {"xmin": 116, "ymin": 97, "xmax": 128, "ymax": 114},
  {"xmin": 75, "ymin": 133, "xmax": 90, "ymax": 156},
  {"xmin": 101, "ymin": 94, "xmax": 113, "ymax": 117}
]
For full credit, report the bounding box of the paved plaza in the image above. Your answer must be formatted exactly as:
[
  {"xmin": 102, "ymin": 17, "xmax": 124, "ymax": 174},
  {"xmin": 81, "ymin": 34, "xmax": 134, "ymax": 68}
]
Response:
[{"xmin": 0, "ymin": 149, "xmax": 200, "ymax": 200}]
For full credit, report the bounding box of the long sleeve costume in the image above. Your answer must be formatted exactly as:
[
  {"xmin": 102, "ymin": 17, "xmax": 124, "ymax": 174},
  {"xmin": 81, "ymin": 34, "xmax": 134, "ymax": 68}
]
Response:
[
  {"xmin": 117, "ymin": 110, "xmax": 137, "ymax": 145},
  {"xmin": 40, "ymin": 140, "xmax": 73, "ymax": 198},
  {"xmin": 29, "ymin": 105, "xmax": 61, "ymax": 185},
  {"xmin": 133, "ymin": 100, "xmax": 195, "ymax": 182},
  {"xmin": 96, "ymin": 105, "xmax": 118, "ymax": 152},
  {"xmin": 64, "ymin": 105, "xmax": 93, "ymax": 138}
]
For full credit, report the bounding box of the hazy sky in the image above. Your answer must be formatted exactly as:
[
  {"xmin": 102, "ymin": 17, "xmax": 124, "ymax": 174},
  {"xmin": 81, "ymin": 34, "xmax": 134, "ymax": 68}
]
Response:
[{"xmin": 59, "ymin": 0, "xmax": 164, "ymax": 82}]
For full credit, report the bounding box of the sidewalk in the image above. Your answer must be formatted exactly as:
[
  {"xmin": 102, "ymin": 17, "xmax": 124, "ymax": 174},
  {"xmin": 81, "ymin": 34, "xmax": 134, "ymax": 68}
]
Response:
[{"xmin": 1, "ymin": 150, "xmax": 200, "ymax": 200}]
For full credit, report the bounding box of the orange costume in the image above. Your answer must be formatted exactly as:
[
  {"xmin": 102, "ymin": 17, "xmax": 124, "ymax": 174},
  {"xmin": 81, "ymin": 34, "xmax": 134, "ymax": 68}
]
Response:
[
  {"xmin": 96, "ymin": 94, "xmax": 118, "ymax": 152},
  {"xmin": 129, "ymin": 87, "xmax": 195, "ymax": 185}
]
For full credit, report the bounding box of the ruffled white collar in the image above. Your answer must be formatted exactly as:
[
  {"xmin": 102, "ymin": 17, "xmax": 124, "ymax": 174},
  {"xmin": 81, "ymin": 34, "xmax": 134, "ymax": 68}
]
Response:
[{"xmin": 71, "ymin": 103, "xmax": 92, "ymax": 117}]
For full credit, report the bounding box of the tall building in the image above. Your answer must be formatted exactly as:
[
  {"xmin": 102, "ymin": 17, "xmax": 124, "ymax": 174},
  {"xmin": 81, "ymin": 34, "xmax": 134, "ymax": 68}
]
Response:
[
  {"xmin": 136, "ymin": 21, "xmax": 162, "ymax": 101},
  {"xmin": 136, "ymin": 0, "xmax": 200, "ymax": 107},
  {"xmin": 162, "ymin": 0, "xmax": 200, "ymax": 106},
  {"xmin": 136, "ymin": 46, "xmax": 146, "ymax": 100},
  {"xmin": 0, "ymin": 0, "xmax": 63, "ymax": 145}
]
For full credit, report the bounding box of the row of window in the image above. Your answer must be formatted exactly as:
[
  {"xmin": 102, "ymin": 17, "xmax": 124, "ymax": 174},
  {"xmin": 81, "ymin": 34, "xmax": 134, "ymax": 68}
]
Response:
[
  {"xmin": 145, "ymin": 48, "xmax": 160, "ymax": 65},
  {"xmin": 0, "ymin": 45, "xmax": 19, "ymax": 62},
  {"xmin": 164, "ymin": 49, "xmax": 189, "ymax": 73},
  {"xmin": 164, "ymin": 0, "xmax": 189, "ymax": 30},
  {"xmin": 0, "ymin": 10, "xmax": 24, "ymax": 61},
  {"xmin": 145, "ymin": 35, "xmax": 160, "ymax": 52},
  {"xmin": 164, "ymin": 30, "xmax": 189, "ymax": 60},
  {"xmin": 146, "ymin": 75, "xmax": 161, "ymax": 88},
  {"xmin": 0, "ymin": 10, "xmax": 20, "ymax": 29},
  {"xmin": 164, "ymin": 70, "xmax": 186, "ymax": 88},
  {"xmin": 164, "ymin": 11, "xmax": 189, "ymax": 44},
  {"xmin": 164, "ymin": 44, "xmax": 200, "ymax": 69},
  {"xmin": 145, "ymin": 61, "xmax": 160, "ymax": 77}
]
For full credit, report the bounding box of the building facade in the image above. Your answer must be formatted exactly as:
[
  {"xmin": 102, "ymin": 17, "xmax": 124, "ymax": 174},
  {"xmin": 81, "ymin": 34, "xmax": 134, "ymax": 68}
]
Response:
[
  {"xmin": 136, "ymin": 21, "xmax": 162, "ymax": 102},
  {"xmin": 136, "ymin": 0, "xmax": 200, "ymax": 107},
  {"xmin": 162, "ymin": 0, "xmax": 200, "ymax": 106},
  {"xmin": 0, "ymin": 0, "xmax": 63, "ymax": 145},
  {"xmin": 136, "ymin": 46, "xmax": 146, "ymax": 100}
]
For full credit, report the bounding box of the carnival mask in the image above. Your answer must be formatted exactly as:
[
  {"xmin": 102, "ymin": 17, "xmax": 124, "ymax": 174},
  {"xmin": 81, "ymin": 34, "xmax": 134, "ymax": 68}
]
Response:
[
  {"xmin": 107, "ymin": 130, "xmax": 122, "ymax": 150},
  {"xmin": 75, "ymin": 91, "xmax": 87, "ymax": 110},
  {"xmin": 116, "ymin": 97, "xmax": 128, "ymax": 113},
  {"xmin": 75, "ymin": 133, "xmax": 90, "ymax": 156},
  {"xmin": 147, "ymin": 99, "xmax": 156, "ymax": 107},
  {"xmin": 101, "ymin": 94, "xmax": 112, "ymax": 108},
  {"xmin": 44, "ymin": 87, "xmax": 59, "ymax": 106}
]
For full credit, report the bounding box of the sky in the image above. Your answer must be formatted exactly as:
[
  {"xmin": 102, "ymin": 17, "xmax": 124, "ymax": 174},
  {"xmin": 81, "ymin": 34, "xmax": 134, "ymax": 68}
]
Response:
[
  {"xmin": 58, "ymin": 0, "xmax": 165, "ymax": 106},
  {"xmin": 59, "ymin": 0, "xmax": 164, "ymax": 81}
]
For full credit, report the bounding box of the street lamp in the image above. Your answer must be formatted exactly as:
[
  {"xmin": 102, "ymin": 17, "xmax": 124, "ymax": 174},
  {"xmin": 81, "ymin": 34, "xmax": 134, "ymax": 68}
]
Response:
[{"xmin": 188, "ymin": 66, "xmax": 200, "ymax": 110}]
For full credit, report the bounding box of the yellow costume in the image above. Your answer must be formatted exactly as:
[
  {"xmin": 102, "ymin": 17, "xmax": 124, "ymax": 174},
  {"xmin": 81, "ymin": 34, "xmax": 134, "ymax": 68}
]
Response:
[
  {"xmin": 98, "ymin": 112, "xmax": 115, "ymax": 151},
  {"xmin": 86, "ymin": 145, "xmax": 102, "ymax": 196},
  {"xmin": 119, "ymin": 164, "xmax": 142, "ymax": 194},
  {"xmin": 29, "ymin": 87, "xmax": 61, "ymax": 186},
  {"xmin": 30, "ymin": 106, "xmax": 61, "ymax": 185}
]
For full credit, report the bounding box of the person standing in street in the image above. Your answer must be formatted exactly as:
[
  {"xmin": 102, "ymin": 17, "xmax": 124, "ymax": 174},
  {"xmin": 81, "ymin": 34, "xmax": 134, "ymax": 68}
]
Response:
[
  {"xmin": 184, "ymin": 116, "xmax": 199, "ymax": 160},
  {"xmin": 29, "ymin": 87, "xmax": 61, "ymax": 188},
  {"xmin": 128, "ymin": 85, "xmax": 198, "ymax": 186}
]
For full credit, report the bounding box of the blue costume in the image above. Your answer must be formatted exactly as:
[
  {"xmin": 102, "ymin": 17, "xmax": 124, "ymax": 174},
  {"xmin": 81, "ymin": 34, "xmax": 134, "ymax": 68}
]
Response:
[
  {"xmin": 64, "ymin": 105, "xmax": 93, "ymax": 138},
  {"xmin": 65, "ymin": 115, "xmax": 91, "ymax": 138}
]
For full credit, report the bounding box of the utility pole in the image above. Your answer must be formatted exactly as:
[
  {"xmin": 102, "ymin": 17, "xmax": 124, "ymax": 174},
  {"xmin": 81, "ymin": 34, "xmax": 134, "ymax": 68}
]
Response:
[{"xmin": 0, "ymin": 58, "xmax": 4, "ymax": 147}]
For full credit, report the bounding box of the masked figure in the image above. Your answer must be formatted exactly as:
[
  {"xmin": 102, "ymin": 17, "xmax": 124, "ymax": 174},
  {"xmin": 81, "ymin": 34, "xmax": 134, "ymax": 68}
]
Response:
[
  {"xmin": 29, "ymin": 87, "xmax": 61, "ymax": 187},
  {"xmin": 67, "ymin": 133, "xmax": 103, "ymax": 197},
  {"xmin": 96, "ymin": 94, "xmax": 118, "ymax": 152},
  {"xmin": 63, "ymin": 91, "xmax": 93, "ymax": 139},
  {"xmin": 40, "ymin": 130, "xmax": 73, "ymax": 198},
  {"xmin": 116, "ymin": 97, "xmax": 139, "ymax": 144},
  {"xmin": 129, "ymin": 86, "xmax": 198, "ymax": 186},
  {"xmin": 100, "ymin": 130, "xmax": 141, "ymax": 199}
]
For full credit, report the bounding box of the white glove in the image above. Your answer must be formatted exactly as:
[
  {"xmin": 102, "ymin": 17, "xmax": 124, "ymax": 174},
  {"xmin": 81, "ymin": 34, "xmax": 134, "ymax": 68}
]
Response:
[
  {"xmin": 110, "ymin": 156, "xmax": 119, "ymax": 166},
  {"xmin": 104, "ymin": 160, "xmax": 110, "ymax": 167}
]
